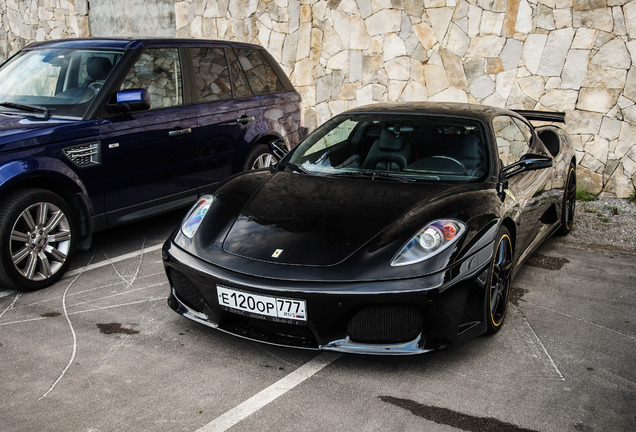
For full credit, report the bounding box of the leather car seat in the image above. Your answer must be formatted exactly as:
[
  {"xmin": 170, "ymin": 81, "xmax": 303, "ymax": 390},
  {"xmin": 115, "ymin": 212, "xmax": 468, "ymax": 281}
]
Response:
[{"xmin": 362, "ymin": 125, "xmax": 413, "ymax": 171}]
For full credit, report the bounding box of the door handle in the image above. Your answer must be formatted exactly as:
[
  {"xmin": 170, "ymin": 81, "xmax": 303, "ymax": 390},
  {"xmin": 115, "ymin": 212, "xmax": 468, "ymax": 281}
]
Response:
[
  {"xmin": 169, "ymin": 127, "xmax": 192, "ymax": 137},
  {"xmin": 236, "ymin": 115, "xmax": 256, "ymax": 124}
]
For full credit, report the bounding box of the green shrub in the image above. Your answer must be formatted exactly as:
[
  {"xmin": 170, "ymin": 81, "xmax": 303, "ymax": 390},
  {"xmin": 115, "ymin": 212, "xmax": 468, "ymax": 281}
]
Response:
[
  {"xmin": 576, "ymin": 190, "xmax": 599, "ymax": 202},
  {"xmin": 605, "ymin": 206, "xmax": 619, "ymax": 215}
]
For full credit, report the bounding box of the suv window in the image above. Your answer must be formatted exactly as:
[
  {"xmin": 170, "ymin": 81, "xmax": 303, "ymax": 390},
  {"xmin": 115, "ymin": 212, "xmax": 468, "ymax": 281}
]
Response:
[
  {"xmin": 120, "ymin": 48, "xmax": 183, "ymax": 109},
  {"xmin": 190, "ymin": 47, "xmax": 233, "ymax": 102},
  {"xmin": 235, "ymin": 48, "xmax": 284, "ymax": 95},
  {"xmin": 226, "ymin": 48, "xmax": 252, "ymax": 98},
  {"xmin": 0, "ymin": 48, "xmax": 121, "ymax": 118},
  {"xmin": 77, "ymin": 53, "xmax": 117, "ymax": 89}
]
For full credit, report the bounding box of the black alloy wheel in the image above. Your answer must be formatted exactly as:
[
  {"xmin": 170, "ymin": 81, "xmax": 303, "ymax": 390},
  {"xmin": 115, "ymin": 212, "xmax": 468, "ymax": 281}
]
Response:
[
  {"xmin": 486, "ymin": 226, "xmax": 513, "ymax": 334},
  {"xmin": 558, "ymin": 164, "xmax": 576, "ymax": 235},
  {"xmin": 0, "ymin": 188, "xmax": 76, "ymax": 291}
]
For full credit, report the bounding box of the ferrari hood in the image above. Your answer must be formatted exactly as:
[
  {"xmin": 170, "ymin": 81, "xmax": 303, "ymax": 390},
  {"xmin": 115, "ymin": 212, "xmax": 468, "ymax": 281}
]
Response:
[{"xmin": 222, "ymin": 172, "xmax": 459, "ymax": 266}]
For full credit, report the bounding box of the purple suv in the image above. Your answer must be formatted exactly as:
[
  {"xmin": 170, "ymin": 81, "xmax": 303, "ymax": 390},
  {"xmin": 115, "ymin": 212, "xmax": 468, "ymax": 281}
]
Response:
[{"xmin": 0, "ymin": 38, "xmax": 305, "ymax": 291}]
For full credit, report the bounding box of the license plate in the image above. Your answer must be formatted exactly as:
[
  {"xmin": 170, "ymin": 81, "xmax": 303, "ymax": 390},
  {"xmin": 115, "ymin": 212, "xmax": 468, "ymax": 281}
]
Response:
[{"xmin": 216, "ymin": 285, "xmax": 307, "ymax": 322}]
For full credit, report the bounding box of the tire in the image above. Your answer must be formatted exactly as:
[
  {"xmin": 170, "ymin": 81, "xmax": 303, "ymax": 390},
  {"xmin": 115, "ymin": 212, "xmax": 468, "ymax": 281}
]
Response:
[
  {"xmin": 243, "ymin": 144, "xmax": 278, "ymax": 170},
  {"xmin": 558, "ymin": 164, "xmax": 576, "ymax": 236},
  {"xmin": 0, "ymin": 189, "xmax": 76, "ymax": 291},
  {"xmin": 485, "ymin": 226, "xmax": 513, "ymax": 335}
]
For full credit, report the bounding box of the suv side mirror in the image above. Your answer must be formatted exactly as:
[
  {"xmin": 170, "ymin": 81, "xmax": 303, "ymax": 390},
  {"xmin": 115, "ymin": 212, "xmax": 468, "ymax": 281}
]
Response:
[
  {"xmin": 108, "ymin": 89, "xmax": 151, "ymax": 112},
  {"xmin": 502, "ymin": 154, "xmax": 552, "ymax": 179}
]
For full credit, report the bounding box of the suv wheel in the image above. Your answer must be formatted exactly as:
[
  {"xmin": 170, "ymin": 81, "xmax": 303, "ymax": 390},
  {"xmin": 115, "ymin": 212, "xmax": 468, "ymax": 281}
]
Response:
[
  {"xmin": 0, "ymin": 189, "xmax": 76, "ymax": 291},
  {"xmin": 243, "ymin": 144, "xmax": 278, "ymax": 170}
]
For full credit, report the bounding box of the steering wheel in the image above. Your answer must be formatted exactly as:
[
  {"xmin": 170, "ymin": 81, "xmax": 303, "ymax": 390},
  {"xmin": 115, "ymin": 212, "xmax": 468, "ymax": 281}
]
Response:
[
  {"xmin": 430, "ymin": 155, "xmax": 467, "ymax": 173},
  {"xmin": 88, "ymin": 81, "xmax": 103, "ymax": 93}
]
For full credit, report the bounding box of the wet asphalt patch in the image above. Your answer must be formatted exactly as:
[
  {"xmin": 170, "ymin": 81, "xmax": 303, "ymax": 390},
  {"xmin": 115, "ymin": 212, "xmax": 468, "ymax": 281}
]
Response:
[
  {"xmin": 526, "ymin": 253, "xmax": 569, "ymax": 270},
  {"xmin": 379, "ymin": 396, "xmax": 538, "ymax": 432},
  {"xmin": 96, "ymin": 323, "xmax": 140, "ymax": 335},
  {"xmin": 510, "ymin": 286, "xmax": 529, "ymax": 307}
]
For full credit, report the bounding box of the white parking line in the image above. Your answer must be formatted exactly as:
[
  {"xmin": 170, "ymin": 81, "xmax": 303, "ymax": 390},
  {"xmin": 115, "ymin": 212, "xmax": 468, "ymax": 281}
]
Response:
[
  {"xmin": 0, "ymin": 297, "xmax": 165, "ymax": 327},
  {"xmin": 520, "ymin": 314, "xmax": 565, "ymax": 381},
  {"xmin": 64, "ymin": 243, "xmax": 164, "ymax": 278},
  {"xmin": 0, "ymin": 244, "xmax": 164, "ymax": 300},
  {"xmin": 0, "ymin": 292, "xmax": 21, "ymax": 318},
  {"xmin": 527, "ymin": 300, "xmax": 636, "ymax": 342},
  {"xmin": 38, "ymin": 269, "xmax": 83, "ymax": 401},
  {"xmin": 197, "ymin": 352, "xmax": 342, "ymax": 432}
]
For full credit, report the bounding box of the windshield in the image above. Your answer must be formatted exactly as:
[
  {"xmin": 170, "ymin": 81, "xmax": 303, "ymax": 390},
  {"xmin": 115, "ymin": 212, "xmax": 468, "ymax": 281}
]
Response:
[
  {"xmin": 0, "ymin": 47, "xmax": 123, "ymax": 119},
  {"xmin": 286, "ymin": 113, "xmax": 489, "ymax": 182}
]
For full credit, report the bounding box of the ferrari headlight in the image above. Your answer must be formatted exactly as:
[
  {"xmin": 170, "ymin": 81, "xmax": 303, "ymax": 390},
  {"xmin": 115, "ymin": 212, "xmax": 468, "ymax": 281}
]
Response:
[
  {"xmin": 181, "ymin": 195, "xmax": 214, "ymax": 238},
  {"xmin": 391, "ymin": 219, "xmax": 466, "ymax": 266}
]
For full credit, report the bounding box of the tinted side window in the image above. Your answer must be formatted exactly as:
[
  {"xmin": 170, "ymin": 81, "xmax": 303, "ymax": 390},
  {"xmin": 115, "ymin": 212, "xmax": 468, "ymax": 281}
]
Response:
[
  {"xmin": 513, "ymin": 117, "xmax": 532, "ymax": 144},
  {"xmin": 226, "ymin": 49, "xmax": 252, "ymax": 98},
  {"xmin": 190, "ymin": 47, "xmax": 232, "ymax": 102},
  {"xmin": 120, "ymin": 48, "xmax": 183, "ymax": 109},
  {"xmin": 493, "ymin": 115, "xmax": 530, "ymax": 166},
  {"xmin": 235, "ymin": 48, "xmax": 284, "ymax": 95}
]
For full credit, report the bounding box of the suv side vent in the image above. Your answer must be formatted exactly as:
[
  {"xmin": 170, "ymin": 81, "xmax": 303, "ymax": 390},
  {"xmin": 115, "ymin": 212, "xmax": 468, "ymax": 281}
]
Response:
[{"xmin": 63, "ymin": 142, "xmax": 101, "ymax": 167}]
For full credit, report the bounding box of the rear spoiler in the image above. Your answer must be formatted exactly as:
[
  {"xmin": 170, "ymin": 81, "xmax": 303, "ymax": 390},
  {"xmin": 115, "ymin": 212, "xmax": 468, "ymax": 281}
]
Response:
[{"xmin": 514, "ymin": 110, "xmax": 565, "ymax": 123}]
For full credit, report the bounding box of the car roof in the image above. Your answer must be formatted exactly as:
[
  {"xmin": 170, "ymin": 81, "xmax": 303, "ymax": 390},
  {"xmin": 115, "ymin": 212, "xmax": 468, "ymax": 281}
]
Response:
[{"xmin": 23, "ymin": 38, "xmax": 266, "ymax": 52}]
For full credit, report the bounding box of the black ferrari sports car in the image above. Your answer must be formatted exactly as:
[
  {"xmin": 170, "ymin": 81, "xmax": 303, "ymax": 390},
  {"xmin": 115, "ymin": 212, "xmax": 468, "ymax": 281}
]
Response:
[{"xmin": 163, "ymin": 102, "xmax": 576, "ymax": 355}]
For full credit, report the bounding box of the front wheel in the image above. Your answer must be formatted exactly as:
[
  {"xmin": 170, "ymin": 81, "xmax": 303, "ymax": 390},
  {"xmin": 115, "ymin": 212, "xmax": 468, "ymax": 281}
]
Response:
[
  {"xmin": 243, "ymin": 144, "xmax": 278, "ymax": 170},
  {"xmin": 485, "ymin": 226, "xmax": 513, "ymax": 335},
  {"xmin": 0, "ymin": 189, "xmax": 76, "ymax": 291}
]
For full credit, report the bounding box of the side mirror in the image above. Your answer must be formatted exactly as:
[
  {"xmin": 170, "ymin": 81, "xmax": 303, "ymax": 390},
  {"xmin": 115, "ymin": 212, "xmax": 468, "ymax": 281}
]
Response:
[
  {"xmin": 502, "ymin": 154, "xmax": 552, "ymax": 179},
  {"xmin": 108, "ymin": 88, "xmax": 151, "ymax": 113},
  {"xmin": 269, "ymin": 139, "xmax": 289, "ymax": 160}
]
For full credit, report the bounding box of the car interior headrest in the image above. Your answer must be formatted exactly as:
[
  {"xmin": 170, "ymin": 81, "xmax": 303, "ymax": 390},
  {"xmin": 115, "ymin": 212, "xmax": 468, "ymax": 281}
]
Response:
[{"xmin": 87, "ymin": 57, "xmax": 113, "ymax": 81}]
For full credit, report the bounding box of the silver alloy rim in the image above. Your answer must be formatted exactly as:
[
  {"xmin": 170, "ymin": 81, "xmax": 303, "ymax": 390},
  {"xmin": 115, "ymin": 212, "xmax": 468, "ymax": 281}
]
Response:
[
  {"xmin": 10, "ymin": 202, "xmax": 71, "ymax": 282},
  {"xmin": 251, "ymin": 153, "xmax": 277, "ymax": 169}
]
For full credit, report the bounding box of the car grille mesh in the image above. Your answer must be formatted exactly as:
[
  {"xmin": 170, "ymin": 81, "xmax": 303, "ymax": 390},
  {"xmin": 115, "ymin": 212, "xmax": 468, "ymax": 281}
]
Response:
[
  {"xmin": 222, "ymin": 318, "xmax": 317, "ymax": 349},
  {"xmin": 347, "ymin": 305, "xmax": 423, "ymax": 344},
  {"xmin": 169, "ymin": 269, "xmax": 204, "ymax": 312}
]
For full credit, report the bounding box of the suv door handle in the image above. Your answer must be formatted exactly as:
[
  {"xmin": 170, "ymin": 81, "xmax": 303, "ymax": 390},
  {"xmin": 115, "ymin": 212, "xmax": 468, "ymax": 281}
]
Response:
[
  {"xmin": 169, "ymin": 127, "xmax": 192, "ymax": 137},
  {"xmin": 236, "ymin": 115, "xmax": 256, "ymax": 124}
]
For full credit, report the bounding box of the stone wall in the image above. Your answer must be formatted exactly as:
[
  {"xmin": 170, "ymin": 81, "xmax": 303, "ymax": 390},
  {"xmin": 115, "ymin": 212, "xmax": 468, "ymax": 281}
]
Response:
[
  {"xmin": 1, "ymin": 0, "xmax": 634, "ymax": 197},
  {"xmin": 89, "ymin": 0, "xmax": 176, "ymax": 37},
  {"xmin": 0, "ymin": 0, "xmax": 89, "ymax": 60}
]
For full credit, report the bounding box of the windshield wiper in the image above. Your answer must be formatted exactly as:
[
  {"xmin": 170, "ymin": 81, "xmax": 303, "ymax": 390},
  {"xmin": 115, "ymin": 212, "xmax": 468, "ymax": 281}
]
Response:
[
  {"xmin": 276, "ymin": 161, "xmax": 312, "ymax": 175},
  {"xmin": 0, "ymin": 102, "xmax": 50, "ymax": 119},
  {"xmin": 329, "ymin": 171, "xmax": 416, "ymax": 183}
]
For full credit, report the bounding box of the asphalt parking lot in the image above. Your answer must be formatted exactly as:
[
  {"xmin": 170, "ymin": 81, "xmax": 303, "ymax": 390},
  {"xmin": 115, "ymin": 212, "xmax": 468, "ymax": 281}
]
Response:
[{"xmin": 1, "ymin": 210, "xmax": 635, "ymax": 432}]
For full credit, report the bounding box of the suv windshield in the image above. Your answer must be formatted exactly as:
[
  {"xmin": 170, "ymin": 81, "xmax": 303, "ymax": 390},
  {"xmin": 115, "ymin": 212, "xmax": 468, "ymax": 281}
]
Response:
[
  {"xmin": 0, "ymin": 47, "xmax": 123, "ymax": 119},
  {"xmin": 286, "ymin": 114, "xmax": 488, "ymax": 182}
]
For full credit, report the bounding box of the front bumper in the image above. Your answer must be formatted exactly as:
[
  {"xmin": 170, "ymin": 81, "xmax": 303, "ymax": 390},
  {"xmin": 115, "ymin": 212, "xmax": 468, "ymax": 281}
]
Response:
[{"xmin": 163, "ymin": 240, "xmax": 492, "ymax": 355}]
